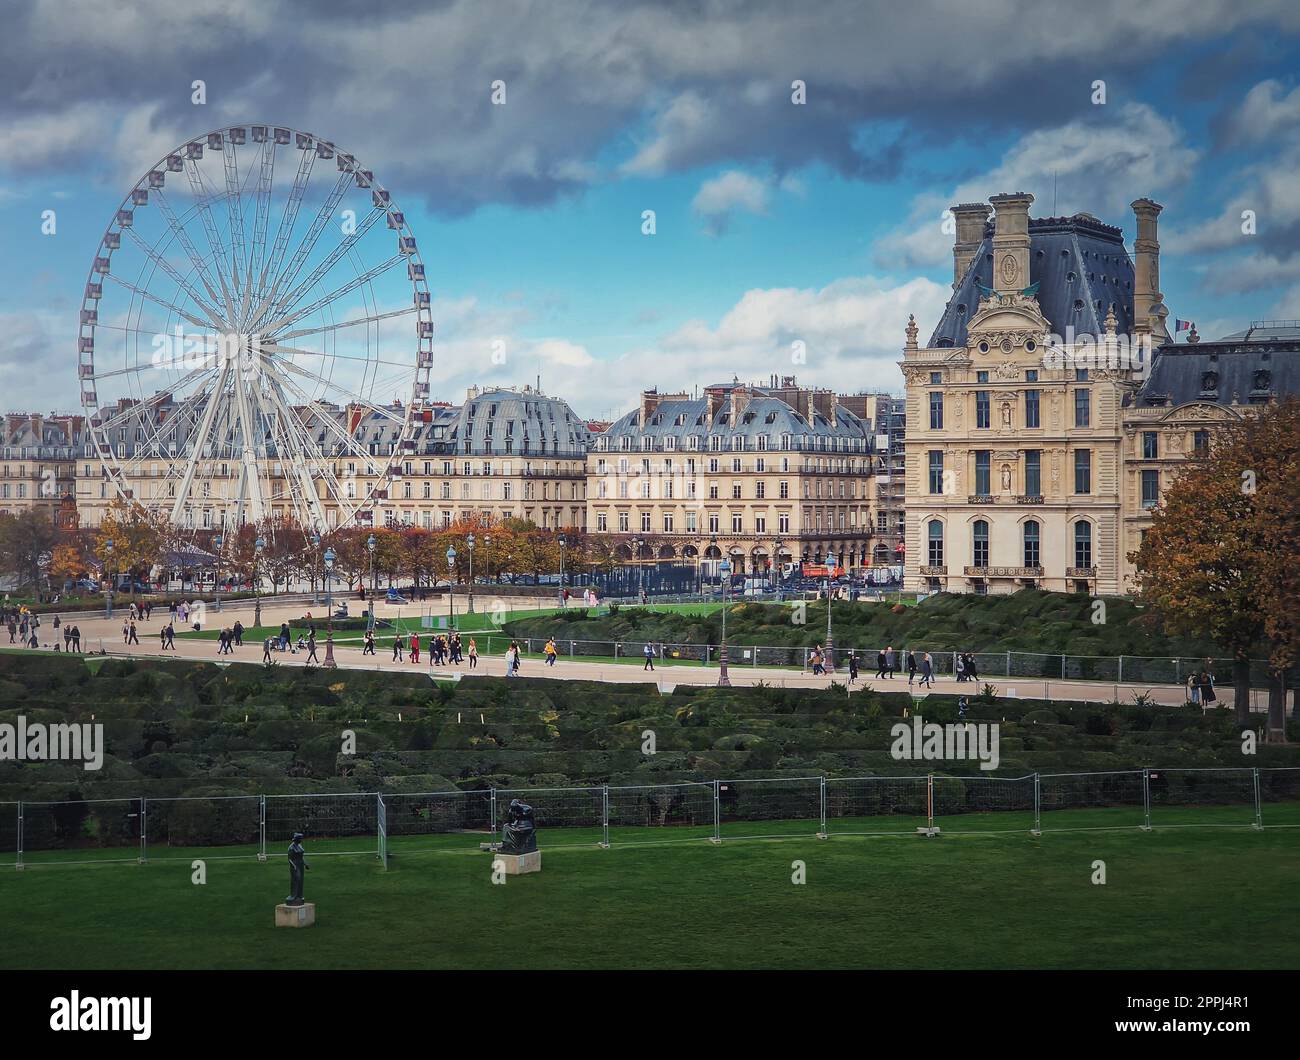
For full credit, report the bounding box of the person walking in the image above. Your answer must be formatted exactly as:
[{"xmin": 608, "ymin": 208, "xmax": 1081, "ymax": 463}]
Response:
[
  {"xmin": 63, "ymin": 625, "xmax": 72, "ymax": 651},
  {"xmin": 232, "ymin": 620, "xmax": 244, "ymax": 647},
  {"xmin": 1200, "ymin": 670, "xmax": 1217, "ymax": 707},
  {"xmin": 643, "ymin": 642, "xmax": 655, "ymax": 671},
  {"xmin": 848, "ymin": 652, "xmax": 859, "ymax": 685},
  {"xmin": 306, "ymin": 632, "xmax": 319, "ymax": 664},
  {"xmin": 128, "ymin": 620, "xmax": 139, "ymax": 645},
  {"xmin": 409, "ymin": 632, "xmax": 420, "ymax": 664},
  {"xmin": 875, "ymin": 649, "xmax": 887, "ymax": 680},
  {"xmin": 965, "ymin": 653, "xmax": 979, "ymax": 682},
  {"xmin": 955, "ymin": 653, "xmax": 966, "ymax": 683},
  {"xmin": 468, "ymin": 637, "xmax": 478, "ymax": 669},
  {"xmin": 70, "ymin": 625, "xmax": 81, "ymax": 652},
  {"xmin": 884, "ymin": 646, "xmax": 896, "ymax": 679},
  {"xmin": 392, "ymin": 635, "xmax": 405, "ymax": 662},
  {"xmin": 164, "ymin": 623, "xmax": 176, "ymax": 650},
  {"xmin": 263, "ymin": 637, "xmax": 275, "ymax": 663},
  {"xmin": 122, "ymin": 619, "xmax": 130, "ymax": 644},
  {"xmin": 362, "ymin": 629, "xmax": 376, "ymax": 655},
  {"xmin": 544, "ymin": 638, "xmax": 558, "ymax": 666},
  {"xmin": 920, "ymin": 651, "xmax": 934, "ymax": 688}
]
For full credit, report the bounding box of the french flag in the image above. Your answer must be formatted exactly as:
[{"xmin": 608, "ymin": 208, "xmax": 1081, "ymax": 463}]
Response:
[{"xmin": 1175, "ymin": 319, "xmax": 1194, "ymax": 334}]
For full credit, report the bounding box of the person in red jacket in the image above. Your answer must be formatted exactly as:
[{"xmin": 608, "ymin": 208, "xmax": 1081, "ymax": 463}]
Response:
[{"xmin": 409, "ymin": 632, "xmax": 420, "ymax": 664}]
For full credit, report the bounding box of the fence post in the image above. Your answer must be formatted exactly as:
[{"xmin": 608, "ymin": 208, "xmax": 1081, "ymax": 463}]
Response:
[
  {"xmin": 1141, "ymin": 768, "xmax": 1152, "ymax": 831},
  {"xmin": 601, "ymin": 785, "xmax": 610, "ymax": 849},
  {"xmin": 752, "ymin": 646, "xmax": 757, "ymax": 667},
  {"xmin": 1118, "ymin": 655, "xmax": 1124, "ymax": 684},
  {"xmin": 711, "ymin": 781, "xmax": 720, "ymax": 844},
  {"xmin": 1032, "ymin": 774, "xmax": 1041, "ymax": 836},
  {"xmin": 15, "ymin": 801, "xmax": 22, "ymax": 871},
  {"xmin": 818, "ymin": 776, "xmax": 827, "ymax": 839},
  {"xmin": 1252, "ymin": 768, "xmax": 1263, "ymax": 830},
  {"xmin": 1060, "ymin": 653, "xmax": 1066, "ymax": 679},
  {"xmin": 927, "ymin": 773, "xmax": 935, "ymax": 833},
  {"xmin": 139, "ymin": 796, "xmax": 147, "ymax": 864},
  {"xmin": 490, "ymin": 788, "xmax": 498, "ymax": 836},
  {"xmin": 258, "ymin": 795, "xmax": 267, "ymax": 861},
  {"xmin": 1006, "ymin": 650, "xmax": 1011, "ymax": 677}
]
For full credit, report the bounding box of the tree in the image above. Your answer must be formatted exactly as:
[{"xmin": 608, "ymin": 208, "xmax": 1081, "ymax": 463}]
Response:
[
  {"xmin": 93, "ymin": 498, "xmax": 165, "ymax": 596},
  {"xmin": 0, "ymin": 510, "xmax": 59, "ymax": 590},
  {"xmin": 1132, "ymin": 398, "xmax": 1300, "ymax": 737},
  {"xmin": 48, "ymin": 540, "xmax": 89, "ymax": 586}
]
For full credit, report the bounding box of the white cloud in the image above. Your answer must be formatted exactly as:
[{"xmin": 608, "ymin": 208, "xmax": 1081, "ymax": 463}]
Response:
[
  {"xmin": 1225, "ymin": 79, "xmax": 1300, "ymax": 145},
  {"xmin": 691, "ymin": 170, "xmax": 772, "ymax": 234}
]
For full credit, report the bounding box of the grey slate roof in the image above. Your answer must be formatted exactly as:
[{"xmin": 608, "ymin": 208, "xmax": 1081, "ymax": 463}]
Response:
[
  {"xmin": 602, "ymin": 393, "xmax": 871, "ymax": 450},
  {"xmin": 1129, "ymin": 334, "xmax": 1300, "ymax": 408},
  {"xmin": 929, "ymin": 214, "xmax": 1136, "ymax": 347}
]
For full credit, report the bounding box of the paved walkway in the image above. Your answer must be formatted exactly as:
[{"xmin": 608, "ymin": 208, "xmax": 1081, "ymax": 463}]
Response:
[{"xmin": 16, "ymin": 594, "xmax": 1261, "ymax": 710}]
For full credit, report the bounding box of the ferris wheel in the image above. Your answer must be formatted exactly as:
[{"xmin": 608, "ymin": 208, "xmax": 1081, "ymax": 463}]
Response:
[{"xmin": 77, "ymin": 124, "xmax": 433, "ymax": 536}]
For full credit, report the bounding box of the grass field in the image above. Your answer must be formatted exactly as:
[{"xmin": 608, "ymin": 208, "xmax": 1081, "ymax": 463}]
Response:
[{"xmin": 4, "ymin": 806, "xmax": 1298, "ymax": 969}]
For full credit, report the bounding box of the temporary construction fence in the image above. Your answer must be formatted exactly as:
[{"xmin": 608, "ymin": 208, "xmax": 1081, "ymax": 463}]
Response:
[
  {"xmin": 460, "ymin": 634, "xmax": 1278, "ymax": 688},
  {"xmin": 6, "ymin": 767, "xmax": 1299, "ymax": 869}
]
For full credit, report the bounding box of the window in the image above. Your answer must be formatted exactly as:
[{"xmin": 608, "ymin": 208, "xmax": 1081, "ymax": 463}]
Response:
[
  {"xmin": 1074, "ymin": 521, "xmax": 1092, "ymax": 569},
  {"xmin": 1074, "ymin": 449, "xmax": 1091, "ymax": 494},
  {"xmin": 663, "ymin": 514, "xmax": 674, "ymax": 533},
  {"xmin": 1023, "ymin": 521, "xmax": 1040, "ymax": 568},
  {"xmin": 1075, "ymin": 368, "xmax": 1089, "ymax": 381},
  {"xmin": 1024, "ymin": 450, "xmax": 1041, "ymax": 496},
  {"xmin": 976, "ymin": 370, "xmax": 989, "ymax": 383},
  {"xmin": 686, "ymin": 511, "xmax": 697, "ymax": 532},
  {"xmin": 974, "ymin": 451, "xmax": 990, "ymax": 496},
  {"xmin": 755, "ymin": 516, "xmax": 766, "ymax": 534},
  {"xmin": 927, "ymin": 520, "xmax": 944, "ymax": 566},
  {"xmin": 1194, "ymin": 430, "xmax": 1209, "ymax": 455},
  {"xmin": 1024, "ymin": 389, "xmax": 1040, "ymax": 428},
  {"xmin": 975, "ymin": 391, "xmax": 990, "ymax": 429},
  {"xmin": 1025, "ymin": 370, "xmax": 1038, "ymax": 382},
  {"xmin": 731, "ymin": 514, "xmax": 743, "ymax": 533},
  {"xmin": 930, "ymin": 372, "xmax": 942, "ymax": 385},
  {"xmin": 708, "ymin": 513, "xmax": 719, "ymax": 533},
  {"xmin": 778, "ymin": 514, "xmax": 790, "ymax": 533},
  {"xmin": 755, "ymin": 481, "xmax": 765, "ymax": 499},
  {"xmin": 929, "ymin": 392, "xmax": 944, "ymax": 430},
  {"xmin": 619, "ymin": 512, "xmax": 629, "ymax": 532},
  {"xmin": 928, "ymin": 450, "xmax": 944, "ymax": 494},
  {"xmin": 1141, "ymin": 469, "xmax": 1159, "ymax": 508},
  {"xmin": 597, "ymin": 513, "xmax": 607, "ymax": 531},
  {"xmin": 1074, "ymin": 388, "xmax": 1090, "ymax": 427},
  {"xmin": 1142, "ymin": 431, "xmax": 1158, "ymax": 459},
  {"xmin": 972, "ymin": 519, "xmax": 989, "ymax": 567},
  {"xmin": 731, "ymin": 483, "xmax": 742, "ymax": 499},
  {"xmin": 640, "ymin": 512, "xmax": 651, "ymax": 532}
]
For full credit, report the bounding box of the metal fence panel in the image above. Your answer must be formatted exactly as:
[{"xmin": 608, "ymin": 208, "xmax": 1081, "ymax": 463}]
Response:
[
  {"xmin": 1038, "ymin": 770, "xmax": 1146, "ymax": 830},
  {"xmin": 932, "ymin": 774, "xmax": 1037, "ymax": 833},
  {"xmin": 1, "ymin": 802, "xmax": 17, "ymax": 868},
  {"xmin": 718, "ymin": 777, "xmax": 821, "ymax": 839},
  {"xmin": 825, "ymin": 775, "xmax": 928, "ymax": 834},
  {"xmin": 18, "ymin": 798, "xmax": 143, "ymax": 865},
  {"xmin": 263, "ymin": 793, "xmax": 377, "ymax": 854},
  {"xmin": 494, "ymin": 786, "xmax": 604, "ymax": 843},
  {"xmin": 606, "ymin": 782, "xmax": 716, "ymax": 845},
  {"xmin": 143, "ymin": 795, "xmax": 262, "ymax": 858},
  {"xmin": 1148, "ymin": 768, "xmax": 1258, "ymax": 828},
  {"xmin": 383, "ymin": 789, "xmax": 493, "ymax": 838},
  {"xmin": 1259, "ymin": 768, "xmax": 1300, "ymax": 826}
]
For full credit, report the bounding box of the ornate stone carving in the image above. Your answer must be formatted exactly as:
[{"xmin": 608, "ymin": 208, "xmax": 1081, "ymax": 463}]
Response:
[
  {"xmin": 904, "ymin": 314, "xmax": 919, "ymax": 351},
  {"xmin": 993, "ymin": 361, "xmax": 1019, "ymax": 380}
]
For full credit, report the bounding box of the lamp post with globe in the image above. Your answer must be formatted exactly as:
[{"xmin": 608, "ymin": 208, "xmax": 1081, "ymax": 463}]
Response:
[
  {"xmin": 466, "ymin": 533, "xmax": 476, "ymax": 614},
  {"xmin": 323, "ymin": 547, "xmax": 337, "ymax": 668},
  {"xmin": 310, "ymin": 531, "xmax": 321, "ymax": 606},
  {"xmin": 104, "ymin": 538, "xmax": 114, "ymax": 620},
  {"xmin": 212, "ymin": 533, "xmax": 224, "ymax": 613},
  {"xmin": 253, "ymin": 536, "xmax": 265, "ymax": 628},
  {"xmin": 711, "ymin": 535, "xmax": 731, "ymax": 687},
  {"xmin": 446, "ymin": 544, "xmax": 457, "ymax": 629}
]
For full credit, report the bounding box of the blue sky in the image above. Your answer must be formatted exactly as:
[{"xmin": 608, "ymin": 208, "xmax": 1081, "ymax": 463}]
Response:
[{"xmin": 2, "ymin": 0, "xmax": 1299, "ymax": 420}]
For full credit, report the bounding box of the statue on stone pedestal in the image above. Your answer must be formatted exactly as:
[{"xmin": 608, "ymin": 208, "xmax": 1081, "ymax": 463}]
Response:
[
  {"xmin": 286, "ymin": 833, "xmax": 309, "ymax": 906},
  {"xmin": 501, "ymin": 800, "xmax": 538, "ymax": 854}
]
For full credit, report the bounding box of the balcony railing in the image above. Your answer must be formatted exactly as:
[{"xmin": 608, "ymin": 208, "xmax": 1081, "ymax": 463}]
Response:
[
  {"xmin": 963, "ymin": 566, "xmax": 1045, "ymax": 578},
  {"xmin": 1016, "ymin": 494, "xmax": 1045, "ymax": 504},
  {"xmin": 1066, "ymin": 566, "xmax": 1098, "ymax": 578},
  {"xmin": 919, "ymin": 565, "xmax": 947, "ymax": 576},
  {"xmin": 966, "ymin": 494, "xmax": 996, "ymax": 504}
]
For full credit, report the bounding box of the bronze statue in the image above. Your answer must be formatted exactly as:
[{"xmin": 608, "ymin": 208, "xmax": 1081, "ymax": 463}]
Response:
[
  {"xmin": 500, "ymin": 800, "xmax": 537, "ymax": 854},
  {"xmin": 286, "ymin": 833, "xmax": 309, "ymax": 905}
]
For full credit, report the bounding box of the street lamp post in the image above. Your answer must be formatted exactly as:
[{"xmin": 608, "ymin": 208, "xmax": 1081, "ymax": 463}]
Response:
[
  {"xmin": 104, "ymin": 539, "xmax": 114, "ymax": 620},
  {"xmin": 717, "ymin": 543, "xmax": 732, "ymax": 688},
  {"xmin": 825, "ymin": 575, "xmax": 835, "ymax": 673},
  {"xmin": 446, "ymin": 545, "xmax": 457, "ymax": 629},
  {"xmin": 466, "ymin": 533, "xmax": 476, "ymax": 614},
  {"xmin": 311, "ymin": 531, "xmax": 321, "ymax": 606},
  {"xmin": 558, "ymin": 533, "xmax": 566, "ymax": 607},
  {"xmin": 212, "ymin": 533, "xmax": 223, "ymax": 613},
  {"xmin": 773, "ymin": 536, "xmax": 784, "ymax": 601},
  {"xmin": 323, "ymin": 547, "xmax": 337, "ymax": 668},
  {"xmin": 253, "ymin": 536, "xmax": 265, "ymax": 628},
  {"xmin": 634, "ymin": 537, "xmax": 644, "ymax": 602},
  {"xmin": 367, "ymin": 533, "xmax": 377, "ymax": 596}
]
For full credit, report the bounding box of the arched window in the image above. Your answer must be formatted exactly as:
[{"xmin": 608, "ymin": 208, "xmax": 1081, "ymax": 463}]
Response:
[
  {"xmin": 972, "ymin": 519, "xmax": 989, "ymax": 567},
  {"xmin": 1023, "ymin": 520, "xmax": 1040, "ymax": 568},
  {"xmin": 927, "ymin": 520, "xmax": 944, "ymax": 566},
  {"xmin": 1074, "ymin": 520, "xmax": 1092, "ymax": 569}
]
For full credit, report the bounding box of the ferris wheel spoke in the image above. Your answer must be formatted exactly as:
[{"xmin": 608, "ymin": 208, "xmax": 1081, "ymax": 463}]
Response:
[
  {"xmin": 169, "ymin": 360, "xmax": 232, "ymax": 523},
  {"xmin": 150, "ymin": 189, "xmax": 229, "ymax": 322},
  {"xmin": 271, "ymin": 304, "xmax": 415, "ymax": 344},
  {"xmin": 245, "ymin": 139, "xmax": 277, "ymax": 320},
  {"xmin": 259, "ymin": 169, "xmax": 355, "ymax": 325},
  {"xmin": 253, "ymin": 206, "xmax": 386, "ymax": 332},
  {"xmin": 272, "ymin": 357, "xmax": 408, "ymax": 427},
  {"xmin": 185, "ymin": 160, "xmax": 240, "ymax": 322},
  {"xmin": 103, "ymin": 273, "xmax": 221, "ymax": 335},
  {"xmin": 93, "ymin": 362, "xmax": 215, "ymax": 433},
  {"xmin": 262, "ymin": 342, "xmax": 417, "ymax": 374},
  {"xmin": 265, "ymin": 364, "xmax": 390, "ymax": 473},
  {"xmin": 259, "ymin": 254, "xmax": 405, "ymax": 336},
  {"xmin": 223, "ymin": 142, "xmax": 249, "ymax": 305},
  {"xmin": 259, "ymin": 377, "xmax": 330, "ymax": 531},
  {"xmin": 255, "ymin": 148, "xmax": 316, "ymax": 315},
  {"xmin": 123, "ymin": 225, "xmax": 225, "ymax": 328}
]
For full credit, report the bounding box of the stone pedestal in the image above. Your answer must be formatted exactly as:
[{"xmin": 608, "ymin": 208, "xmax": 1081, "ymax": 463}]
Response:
[
  {"xmin": 494, "ymin": 850, "xmax": 541, "ymax": 875},
  {"xmin": 275, "ymin": 902, "xmax": 316, "ymax": 928}
]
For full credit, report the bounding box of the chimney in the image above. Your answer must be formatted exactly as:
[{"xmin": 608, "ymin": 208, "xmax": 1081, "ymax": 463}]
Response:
[
  {"xmin": 951, "ymin": 203, "xmax": 991, "ymax": 288},
  {"xmin": 640, "ymin": 388, "xmax": 662, "ymax": 428},
  {"xmin": 989, "ymin": 192, "xmax": 1034, "ymax": 296},
  {"xmin": 1131, "ymin": 198, "xmax": 1169, "ymax": 343}
]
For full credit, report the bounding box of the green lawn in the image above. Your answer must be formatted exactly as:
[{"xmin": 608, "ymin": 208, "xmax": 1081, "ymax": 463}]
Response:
[{"xmin": 3, "ymin": 806, "xmax": 1298, "ymax": 969}]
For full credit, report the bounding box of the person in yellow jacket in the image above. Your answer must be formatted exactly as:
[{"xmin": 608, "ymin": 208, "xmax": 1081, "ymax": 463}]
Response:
[{"xmin": 544, "ymin": 638, "xmax": 558, "ymax": 667}]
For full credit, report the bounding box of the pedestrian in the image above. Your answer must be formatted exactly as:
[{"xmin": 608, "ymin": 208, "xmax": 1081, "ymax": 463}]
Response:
[
  {"xmin": 920, "ymin": 652, "xmax": 934, "ymax": 688},
  {"xmin": 957, "ymin": 695, "xmax": 969, "ymax": 720},
  {"xmin": 122, "ymin": 620, "xmax": 130, "ymax": 644},
  {"xmin": 263, "ymin": 637, "xmax": 274, "ymax": 663},
  {"xmin": 955, "ymin": 653, "xmax": 966, "ymax": 683},
  {"xmin": 884, "ymin": 645, "xmax": 896, "ymax": 679},
  {"xmin": 875, "ymin": 649, "xmax": 887, "ymax": 680},
  {"xmin": 233, "ymin": 620, "xmax": 244, "ymax": 646},
  {"xmin": 509, "ymin": 640, "xmax": 522, "ymax": 674},
  {"xmin": 165, "ymin": 624, "xmax": 176, "ymax": 650},
  {"xmin": 1187, "ymin": 673, "xmax": 1200, "ymax": 705},
  {"xmin": 128, "ymin": 620, "xmax": 139, "ymax": 645},
  {"xmin": 362, "ymin": 630, "xmax": 376, "ymax": 655},
  {"xmin": 545, "ymin": 638, "xmax": 558, "ymax": 666},
  {"xmin": 848, "ymin": 653, "xmax": 859, "ymax": 684},
  {"xmin": 1200, "ymin": 670, "xmax": 1217, "ymax": 707},
  {"xmin": 643, "ymin": 642, "xmax": 655, "ymax": 671},
  {"xmin": 279, "ymin": 623, "xmax": 292, "ymax": 652},
  {"xmin": 70, "ymin": 625, "xmax": 81, "ymax": 652},
  {"xmin": 306, "ymin": 633, "xmax": 319, "ymax": 664},
  {"xmin": 63, "ymin": 625, "xmax": 72, "ymax": 651},
  {"xmin": 409, "ymin": 633, "xmax": 420, "ymax": 664},
  {"xmin": 392, "ymin": 636, "xmax": 404, "ymax": 662},
  {"xmin": 966, "ymin": 653, "xmax": 979, "ymax": 682},
  {"xmin": 468, "ymin": 637, "xmax": 478, "ymax": 669}
]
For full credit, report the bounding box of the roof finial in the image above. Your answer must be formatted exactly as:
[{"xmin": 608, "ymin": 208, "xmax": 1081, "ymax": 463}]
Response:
[
  {"xmin": 1187, "ymin": 323, "xmax": 1199, "ymax": 345},
  {"xmin": 1104, "ymin": 303, "xmax": 1118, "ymax": 336},
  {"xmin": 904, "ymin": 313, "xmax": 919, "ymax": 351}
]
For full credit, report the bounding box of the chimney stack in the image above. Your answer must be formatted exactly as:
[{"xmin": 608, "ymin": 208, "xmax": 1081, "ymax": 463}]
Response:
[
  {"xmin": 951, "ymin": 203, "xmax": 991, "ymax": 288},
  {"xmin": 989, "ymin": 192, "xmax": 1034, "ymax": 296},
  {"xmin": 1131, "ymin": 198, "xmax": 1169, "ymax": 343}
]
